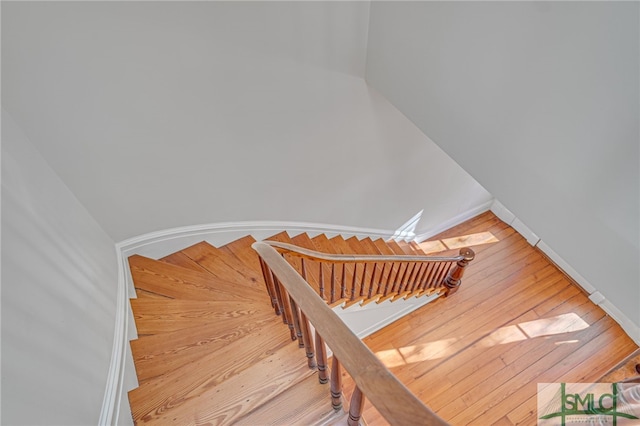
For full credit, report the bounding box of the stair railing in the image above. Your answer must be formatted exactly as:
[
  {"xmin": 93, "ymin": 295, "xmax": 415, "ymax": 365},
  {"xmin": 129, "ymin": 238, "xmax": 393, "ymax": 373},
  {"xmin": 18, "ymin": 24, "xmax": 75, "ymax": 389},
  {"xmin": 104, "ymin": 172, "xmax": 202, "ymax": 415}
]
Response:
[
  {"xmin": 252, "ymin": 241, "xmax": 450, "ymax": 425},
  {"xmin": 258, "ymin": 241, "xmax": 474, "ymax": 316}
]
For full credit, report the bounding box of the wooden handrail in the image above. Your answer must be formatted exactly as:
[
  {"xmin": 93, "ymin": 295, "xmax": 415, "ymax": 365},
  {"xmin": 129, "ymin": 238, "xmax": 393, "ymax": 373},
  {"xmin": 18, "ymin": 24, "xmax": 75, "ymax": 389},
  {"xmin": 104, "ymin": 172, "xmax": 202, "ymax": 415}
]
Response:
[
  {"xmin": 252, "ymin": 241, "xmax": 449, "ymax": 425},
  {"xmin": 262, "ymin": 240, "xmax": 466, "ymax": 263}
]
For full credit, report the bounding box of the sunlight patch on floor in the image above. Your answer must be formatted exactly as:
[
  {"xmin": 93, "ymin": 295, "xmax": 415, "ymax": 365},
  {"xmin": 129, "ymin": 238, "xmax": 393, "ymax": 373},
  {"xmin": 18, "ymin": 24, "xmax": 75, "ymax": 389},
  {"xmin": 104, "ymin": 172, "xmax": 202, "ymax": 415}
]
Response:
[
  {"xmin": 441, "ymin": 232, "xmax": 499, "ymax": 250},
  {"xmin": 375, "ymin": 313, "xmax": 589, "ymax": 368}
]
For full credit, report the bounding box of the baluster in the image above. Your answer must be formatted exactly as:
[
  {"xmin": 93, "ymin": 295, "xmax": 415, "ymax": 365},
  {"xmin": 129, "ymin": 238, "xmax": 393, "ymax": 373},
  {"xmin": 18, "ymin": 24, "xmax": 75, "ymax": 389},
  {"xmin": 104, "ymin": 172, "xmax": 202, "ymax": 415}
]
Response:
[
  {"xmin": 350, "ymin": 263, "xmax": 358, "ymax": 301},
  {"xmin": 340, "ymin": 263, "xmax": 347, "ymax": 300},
  {"xmin": 374, "ymin": 262, "xmax": 388, "ymax": 295},
  {"xmin": 259, "ymin": 258, "xmax": 279, "ymax": 313},
  {"xmin": 419, "ymin": 262, "xmax": 436, "ymax": 293},
  {"xmin": 390, "ymin": 262, "xmax": 405, "ymax": 294},
  {"xmin": 366, "ymin": 262, "xmax": 377, "ymax": 299},
  {"xmin": 444, "ymin": 248, "xmax": 475, "ymax": 296},
  {"xmin": 436, "ymin": 262, "xmax": 451, "ymax": 286},
  {"xmin": 272, "ymin": 272, "xmax": 286, "ymax": 319},
  {"xmin": 330, "ymin": 263, "xmax": 336, "ymax": 304},
  {"xmin": 416, "ymin": 262, "xmax": 431, "ymax": 293},
  {"xmin": 330, "ymin": 357, "xmax": 343, "ymax": 410},
  {"xmin": 428, "ymin": 263, "xmax": 446, "ymax": 293},
  {"xmin": 383, "ymin": 262, "xmax": 396, "ymax": 296},
  {"xmin": 315, "ymin": 331, "xmax": 329, "ymax": 384},
  {"xmin": 347, "ymin": 386, "xmax": 365, "ymax": 426},
  {"xmin": 396, "ymin": 261, "xmax": 412, "ymax": 294},
  {"xmin": 318, "ymin": 261, "xmax": 326, "ymax": 301},
  {"xmin": 289, "ymin": 297, "xmax": 304, "ymax": 347},
  {"xmin": 359, "ymin": 263, "xmax": 368, "ymax": 297},
  {"xmin": 299, "ymin": 311, "xmax": 316, "ymax": 368},
  {"xmin": 274, "ymin": 275, "xmax": 296, "ymax": 340},
  {"xmin": 408, "ymin": 263, "xmax": 426, "ymax": 294}
]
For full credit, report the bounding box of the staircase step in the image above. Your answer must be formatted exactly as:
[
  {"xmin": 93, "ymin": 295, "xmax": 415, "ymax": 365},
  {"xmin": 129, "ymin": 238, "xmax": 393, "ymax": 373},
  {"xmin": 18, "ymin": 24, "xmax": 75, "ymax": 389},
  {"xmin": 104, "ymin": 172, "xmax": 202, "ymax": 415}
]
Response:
[
  {"xmin": 219, "ymin": 235, "xmax": 265, "ymax": 290},
  {"xmin": 130, "ymin": 299, "xmax": 271, "ymax": 335},
  {"xmin": 132, "ymin": 342, "xmax": 314, "ymax": 425},
  {"xmin": 131, "ymin": 314, "xmax": 280, "ymax": 383},
  {"xmin": 265, "ymin": 231, "xmax": 293, "ymax": 243},
  {"xmin": 129, "ymin": 316, "xmax": 293, "ymax": 423},
  {"xmin": 180, "ymin": 241, "xmax": 263, "ymax": 287},
  {"xmin": 129, "ymin": 254, "xmax": 259, "ymax": 302},
  {"xmin": 159, "ymin": 251, "xmax": 210, "ymax": 273},
  {"xmin": 234, "ymin": 372, "xmax": 344, "ymax": 426}
]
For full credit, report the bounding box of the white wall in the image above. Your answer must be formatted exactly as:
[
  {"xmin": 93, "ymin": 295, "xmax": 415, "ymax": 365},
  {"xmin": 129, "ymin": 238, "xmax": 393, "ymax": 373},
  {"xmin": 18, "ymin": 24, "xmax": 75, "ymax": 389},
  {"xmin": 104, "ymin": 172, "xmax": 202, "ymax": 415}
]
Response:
[
  {"xmin": 1, "ymin": 110, "xmax": 119, "ymax": 425},
  {"xmin": 2, "ymin": 1, "xmax": 491, "ymax": 244},
  {"xmin": 366, "ymin": 2, "xmax": 639, "ymax": 330}
]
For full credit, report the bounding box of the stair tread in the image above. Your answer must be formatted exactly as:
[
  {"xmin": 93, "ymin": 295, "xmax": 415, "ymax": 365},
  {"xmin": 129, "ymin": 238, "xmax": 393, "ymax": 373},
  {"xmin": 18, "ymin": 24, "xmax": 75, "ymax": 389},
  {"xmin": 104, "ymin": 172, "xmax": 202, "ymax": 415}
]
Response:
[
  {"xmin": 265, "ymin": 231, "xmax": 292, "ymax": 243},
  {"xmin": 235, "ymin": 372, "xmax": 344, "ymax": 426},
  {"xmin": 131, "ymin": 314, "xmax": 280, "ymax": 383},
  {"xmin": 180, "ymin": 241, "xmax": 263, "ymax": 287},
  {"xmin": 132, "ymin": 341, "xmax": 314, "ymax": 425},
  {"xmin": 129, "ymin": 254, "xmax": 260, "ymax": 301},
  {"xmin": 159, "ymin": 251, "xmax": 210, "ymax": 273},
  {"xmin": 219, "ymin": 235, "xmax": 265, "ymax": 290},
  {"xmin": 130, "ymin": 298, "xmax": 272, "ymax": 335},
  {"xmin": 129, "ymin": 315, "xmax": 292, "ymax": 422}
]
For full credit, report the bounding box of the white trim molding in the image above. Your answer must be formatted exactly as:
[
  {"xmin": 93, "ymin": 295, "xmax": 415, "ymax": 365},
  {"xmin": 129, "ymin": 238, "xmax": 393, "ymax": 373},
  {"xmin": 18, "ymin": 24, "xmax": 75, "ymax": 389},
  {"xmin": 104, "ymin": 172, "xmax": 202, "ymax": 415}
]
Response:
[{"xmin": 491, "ymin": 199, "xmax": 640, "ymax": 346}]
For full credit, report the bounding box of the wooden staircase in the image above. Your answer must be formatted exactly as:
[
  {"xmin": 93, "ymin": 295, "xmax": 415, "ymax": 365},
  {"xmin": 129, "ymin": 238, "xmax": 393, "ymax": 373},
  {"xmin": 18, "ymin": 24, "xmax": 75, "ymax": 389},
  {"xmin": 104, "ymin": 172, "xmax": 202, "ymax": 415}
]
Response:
[{"xmin": 127, "ymin": 232, "xmax": 451, "ymax": 425}]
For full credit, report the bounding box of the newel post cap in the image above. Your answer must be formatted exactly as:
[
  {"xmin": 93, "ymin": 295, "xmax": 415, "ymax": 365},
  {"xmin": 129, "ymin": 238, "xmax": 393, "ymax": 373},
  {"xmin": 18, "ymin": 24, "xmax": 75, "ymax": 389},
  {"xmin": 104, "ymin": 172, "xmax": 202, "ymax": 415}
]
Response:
[{"xmin": 459, "ymin": 247, "xmax": 475, "ymax": 262}]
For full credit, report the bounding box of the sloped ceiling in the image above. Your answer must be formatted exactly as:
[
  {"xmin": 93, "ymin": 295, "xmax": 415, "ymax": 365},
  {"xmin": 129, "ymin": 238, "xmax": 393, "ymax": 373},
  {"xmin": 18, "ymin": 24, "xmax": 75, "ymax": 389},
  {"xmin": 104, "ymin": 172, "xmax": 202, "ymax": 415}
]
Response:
[{"xmin": 2, "ymin": 1, "xmax": 492, "ymax": 242}]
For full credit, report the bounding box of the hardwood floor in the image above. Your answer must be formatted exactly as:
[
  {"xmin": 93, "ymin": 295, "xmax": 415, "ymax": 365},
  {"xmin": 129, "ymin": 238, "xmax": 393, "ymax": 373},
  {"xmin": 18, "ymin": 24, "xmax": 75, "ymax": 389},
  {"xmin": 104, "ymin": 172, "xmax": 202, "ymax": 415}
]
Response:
[{"xmin": 342, "ymin": 211, "xmax": 638, "ymax": 426}]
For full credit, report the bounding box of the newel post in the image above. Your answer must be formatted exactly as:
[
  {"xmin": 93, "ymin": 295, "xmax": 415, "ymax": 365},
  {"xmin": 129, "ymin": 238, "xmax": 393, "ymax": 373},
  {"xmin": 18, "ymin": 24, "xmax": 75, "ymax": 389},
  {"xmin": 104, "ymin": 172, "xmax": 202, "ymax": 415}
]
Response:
[{"xmin": 444, "ymin": 247, "xmax": 475, "ymax": 296}]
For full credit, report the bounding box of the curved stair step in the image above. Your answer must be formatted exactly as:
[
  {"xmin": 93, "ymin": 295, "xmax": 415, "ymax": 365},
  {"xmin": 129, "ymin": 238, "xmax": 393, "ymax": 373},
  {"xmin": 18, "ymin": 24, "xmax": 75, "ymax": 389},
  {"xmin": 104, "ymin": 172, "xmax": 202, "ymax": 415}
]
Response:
[
  {"xmin": 129, "ymin": 254, "xmax": 260, "ymax": 301},
  {"xmin": 159, "ymin": 251, "xmax": 210, "ymax": 273},
  {"xmin": 219, "ymin": 235, "xmax": 265, "ymax": 288},
  {"xmin": 132, "ymin": 341, "xmax": 314, "ymax": 425},
  {"xmin": 130, "ymin": 299, "xmax": 272, "ymax": 335},
  {"xmin": 131, "ymin": 314, "xmax": 281, "ymax": 384},
  {"xmin": 129, "ymin": 315, "xmax": 292, "ymax": 423},
  {"xmin": 180, "ymin": 241, "xmax": 263, "ymax": 287},
  {"xmin": 234, "ymin": 372, "xmax": 344, "ymax": 426}
]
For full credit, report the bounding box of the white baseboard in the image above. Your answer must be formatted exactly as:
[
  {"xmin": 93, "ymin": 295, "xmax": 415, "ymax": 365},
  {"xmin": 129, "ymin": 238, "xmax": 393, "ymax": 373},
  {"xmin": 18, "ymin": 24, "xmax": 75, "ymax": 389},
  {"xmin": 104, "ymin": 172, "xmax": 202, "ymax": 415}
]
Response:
[
  {"xmin": 492, "ymin": 199, "xmax": 640, "ymax": 347},
  {"xmin": 589, "ymin": 292, "xmax": 640, "ymax": 346}
]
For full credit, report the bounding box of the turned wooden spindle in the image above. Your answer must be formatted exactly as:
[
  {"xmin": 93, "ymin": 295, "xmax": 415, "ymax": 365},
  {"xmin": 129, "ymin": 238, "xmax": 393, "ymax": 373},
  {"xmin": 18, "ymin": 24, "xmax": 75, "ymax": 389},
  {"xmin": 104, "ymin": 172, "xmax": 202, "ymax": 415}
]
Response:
[
  {"xmin": 347, "ymin": 386, "xmax": 365, "ymax": 426},
  {"xmin": 315, "ymin": 331, "xmax": 328, "ymax": 384},
  {"xmin": 288, "ymin": 298, "xmax": 304, "ymax": 347},
  {"xmin": 444, "ymin": 247, "xmax": 475, "ymax": 296},
  {"xmin": 330, "ymin": 357, "xmax": 343, "ymax": 410},
  {"xmin": 300, "ymin": 311, "xmax": 316, "ymax": 368}
]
